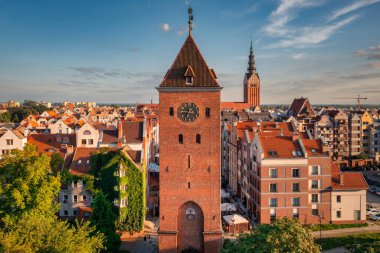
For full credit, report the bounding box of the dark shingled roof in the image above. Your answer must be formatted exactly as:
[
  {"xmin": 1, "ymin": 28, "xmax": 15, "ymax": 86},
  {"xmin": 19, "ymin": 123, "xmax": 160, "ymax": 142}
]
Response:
[{"xmin": 160, "ymin": 35, "xmax": 219, "ymax": 88}]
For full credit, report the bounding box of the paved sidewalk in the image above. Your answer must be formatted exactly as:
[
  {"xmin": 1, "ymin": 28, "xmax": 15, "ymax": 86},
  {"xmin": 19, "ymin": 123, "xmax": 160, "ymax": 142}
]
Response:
[{"xmin": 312, "ymin": 224, "xmax": 380, "ymax": 238}]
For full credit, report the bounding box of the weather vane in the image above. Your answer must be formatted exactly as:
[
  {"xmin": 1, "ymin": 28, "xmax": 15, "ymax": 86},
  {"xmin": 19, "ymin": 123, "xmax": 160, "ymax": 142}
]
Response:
[{"xmin": 188, "ymin": 6, "xmax": 193, "ymax": 35}]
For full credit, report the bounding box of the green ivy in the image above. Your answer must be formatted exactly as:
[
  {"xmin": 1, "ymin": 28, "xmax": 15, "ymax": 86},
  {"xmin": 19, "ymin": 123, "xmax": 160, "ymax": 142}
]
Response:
[{"xmin": 89, "ymin": 150, "xmax": 145, "ymax": 233}]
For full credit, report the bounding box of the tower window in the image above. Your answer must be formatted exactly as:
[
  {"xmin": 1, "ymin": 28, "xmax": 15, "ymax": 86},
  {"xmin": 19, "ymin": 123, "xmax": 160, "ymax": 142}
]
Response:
[
  {"xmin": 188, "ymin": 182, "xmax": 191, "ymax": 189},
  {"xmin": 205, "ymin": 107, "xmax": 211, "ymax": 118},
  {"xmin": 169, "ymin": 107, "xmax": 174, "ymax": 116},
  {"xmin": 185, "ymin": 76, "xmax": 193, "ymax": 85},
  {"xmin": 188, "ymin": 155, "xmax": 191, "ymax": 168},
  {"xmin": 179, "ymin": 134, "xmax": 183, "ymax": 144},
  {"xmin": 196, "ymin": 134, "xmax": 201, "ymax": 144}
]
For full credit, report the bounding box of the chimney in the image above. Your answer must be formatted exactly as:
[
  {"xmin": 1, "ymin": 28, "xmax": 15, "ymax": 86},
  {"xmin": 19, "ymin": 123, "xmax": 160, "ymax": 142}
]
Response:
[
  {"xmin": 117, "ymin": 120, "xmax": 123, "ymax": 148},
  {"xmin": 292, "ymin": 135, "xmax": 299, "ymax": 141},
  {"xmin": 339, "ymin": 172, "xmax": 344, "ymax": 185},
  {"xmin": 66, "ymin": 145, "xmax": 74, "ymax": 154},
  {"xmin": 275, "ymin": 122, "xmax": 279, "ymax": 129}
]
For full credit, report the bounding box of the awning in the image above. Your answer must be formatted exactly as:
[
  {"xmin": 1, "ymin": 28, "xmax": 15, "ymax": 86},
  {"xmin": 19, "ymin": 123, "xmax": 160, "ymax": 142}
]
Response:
[
  {"xmin": 149, "ymin": 163, "xmax": 159, "ymax": 172},
  {"xmin": 223, "ymin": 214, "xmax": 249, "ymax": 225},
  {"xmin": 221, "ymin": 203, "xmax": 236, "ymax": 212}
]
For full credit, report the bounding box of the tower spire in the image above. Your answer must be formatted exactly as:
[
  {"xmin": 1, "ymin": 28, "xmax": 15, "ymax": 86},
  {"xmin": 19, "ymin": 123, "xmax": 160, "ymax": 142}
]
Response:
[
  {"xmin": 188, "ymin": 6, "xmax": 193, "ymax": 35},
  {"xmin": 247, "ymin": 39, "xmax": 256, "ymax": 74}
]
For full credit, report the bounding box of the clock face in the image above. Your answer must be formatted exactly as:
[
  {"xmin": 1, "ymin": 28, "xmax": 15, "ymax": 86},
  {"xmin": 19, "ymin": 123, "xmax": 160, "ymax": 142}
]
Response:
[{"xmin": 178, "ymin": 103, "xmax": 199, "ymax": 122}]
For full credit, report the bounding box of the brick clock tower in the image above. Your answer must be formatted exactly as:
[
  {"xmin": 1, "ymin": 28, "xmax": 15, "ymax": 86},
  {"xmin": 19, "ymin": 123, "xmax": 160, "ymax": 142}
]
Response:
[
  {"xmin": 243, "ymin": 41, "xmax": 260, "ymax": 108},
  {"xmin": 157, "ymin": 7, "xmax": 222, "ymax": 253}
]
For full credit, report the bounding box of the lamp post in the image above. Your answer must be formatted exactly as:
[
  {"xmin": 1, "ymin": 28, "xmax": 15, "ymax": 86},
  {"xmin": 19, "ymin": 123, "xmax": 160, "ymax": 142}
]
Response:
[
  {"xmin": 319, "ymin": 211, "xmax": 325, "ymax": 240},
  {"xmin": 231, "ymin": 216, "xmax": 236, "ymax": 237}
]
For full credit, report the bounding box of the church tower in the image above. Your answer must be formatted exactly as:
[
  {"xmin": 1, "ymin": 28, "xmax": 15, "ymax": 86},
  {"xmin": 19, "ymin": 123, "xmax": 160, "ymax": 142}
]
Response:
[
  {"xmin": 157, "ymin": 6, "xmax": 222, "ymax": 253},
  {"xmin": 243, "ymin": 40, "xmax": 260, "ymax": 108}
]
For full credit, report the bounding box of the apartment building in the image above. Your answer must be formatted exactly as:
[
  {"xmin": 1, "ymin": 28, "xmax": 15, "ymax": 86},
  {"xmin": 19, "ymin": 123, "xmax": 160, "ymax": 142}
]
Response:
[
  {"xmin": 329, "ymin": 110, "xmax": 350, "ymax": 158},
  {"xmin": 369, "ymin": 120, "xmax": 380, "ymax": 162},
  {"xmin": 251, "ymin": 135, "xmax": 331, "ymax": 224},
  {"xmin": 314, "ymin": 115, "xmax": 334, "ymax": 153},
  {"xmin": 361, "ymin": 111, "xmax": 373, "ymax": 154},
  {"xmin": 349, "ymin": 113, "xmax": 361, "ymax": 156}
]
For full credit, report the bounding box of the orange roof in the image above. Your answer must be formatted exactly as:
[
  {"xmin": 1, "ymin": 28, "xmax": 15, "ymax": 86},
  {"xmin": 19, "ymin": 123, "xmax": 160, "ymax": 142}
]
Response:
[
  {"xmin": 28, "ymin": 134, "xmax": 76, "ymax": 158},
  {"xmin": 302, "ymin": 139, "xmax": 326, "ymax": 156},
  {"xmin": 331, "ymin": 172, "xmax": 368, "ymax": 190},
  {"xmin": 258, "ymin": 135, "xmax": 303, "ymax": 159},
  {"xmin": 69, "ymin": 148, "xmax": 98, "ymax": 176},
  {"xmin": 47, "ymin": 110, "xmax": 58, "ymax": 117},
  {"xmin": 221, "ymin": 102, "xmax": 251, "ymax": 111}
]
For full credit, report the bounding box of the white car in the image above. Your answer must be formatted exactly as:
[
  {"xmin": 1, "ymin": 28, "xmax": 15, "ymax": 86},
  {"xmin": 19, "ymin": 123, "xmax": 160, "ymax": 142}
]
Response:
[
  {"xmin": 370, "ymin": 213, "xmax": 380, "ymax": 221},
  {"xmin": 366, "ymin": 208, "xmax": 380, "ymax": 216}
]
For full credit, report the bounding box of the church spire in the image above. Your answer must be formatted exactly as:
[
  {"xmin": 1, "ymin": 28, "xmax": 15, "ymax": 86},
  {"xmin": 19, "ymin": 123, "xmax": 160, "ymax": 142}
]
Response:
[
  {"xmin": 188, "ymin": 6, "xmax": 193, "ymax": 36},
  {"xmin": 247, "ymin": 38, "xmax": 256, "ymax": 74}
]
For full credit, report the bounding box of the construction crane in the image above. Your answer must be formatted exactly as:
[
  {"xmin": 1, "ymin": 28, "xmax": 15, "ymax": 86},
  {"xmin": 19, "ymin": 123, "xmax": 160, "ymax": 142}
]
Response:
[{"xmin": 331, "ymin": 94, "xmax": 367, "ymax": 109}]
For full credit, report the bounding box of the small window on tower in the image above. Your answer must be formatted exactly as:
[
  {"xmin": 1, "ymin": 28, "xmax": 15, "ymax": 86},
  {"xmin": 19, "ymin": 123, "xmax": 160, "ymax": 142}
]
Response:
[
  {"xmin": 185, "ymin": 76, "xmax": 193, "ymax": 85},
  {"xmin": 169, "ymin": 107, "xmax": 174, "ymax": 116},
  {"xmin": 179, "ymin": 134, "xmax": 183, "ymax": 144},
  {"xmin": 205, "ymin": 107, "xmax": 211, "ymax": 118},
  {"xmin": 196, "ymin": 134, "xmax": 201, "ymax": 144}
]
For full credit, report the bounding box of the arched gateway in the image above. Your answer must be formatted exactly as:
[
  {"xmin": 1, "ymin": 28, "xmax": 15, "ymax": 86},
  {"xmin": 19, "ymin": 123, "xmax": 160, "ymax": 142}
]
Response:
[{"xmin": 178, "ymin": 202, "xmax": 204, "ymax": 253}]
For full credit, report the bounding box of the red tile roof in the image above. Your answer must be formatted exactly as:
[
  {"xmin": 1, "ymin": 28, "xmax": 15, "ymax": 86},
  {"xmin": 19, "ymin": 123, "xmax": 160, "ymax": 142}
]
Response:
[
  {"xmin": 160, "ymin": 35, "xmax": 219, "ymax": 88},
  {"xmin": 28, "ymin": 134, "xmax": 76, "ymax": 158},
  {"xmin": 302, "ymin": 139, "xmax": 326, "ymax": 156},
  {"xmin": 331, "ymin": 172, "xmax": 368, "ymax": 190},
  {"xmin": 258, "ymin": 135, "xmax": 303, "ymax": 159},
  {"xmin": 120, "ymin": 120, "xmax": 144, "ymax": 143},
  {"xmin": 221, "ymin": 102, "xmax": 251, "ymax": 111},
  {"xmin": 69, "ymin": 148, "xmax": 98, "ymax": 175},
  {"xmin": 287, "ymin": 97, "xmax": 315, "ymax": 118}
]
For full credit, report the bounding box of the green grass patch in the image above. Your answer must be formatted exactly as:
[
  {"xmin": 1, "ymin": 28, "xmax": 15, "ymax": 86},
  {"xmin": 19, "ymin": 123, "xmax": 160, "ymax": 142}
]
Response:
[
  {"xmin": 315, "ymin": 233, "xmax": 380, "ymax": 251},
  {"xmin": 306, "ymin": 223, "xmax": 368, "ymax": 232}
]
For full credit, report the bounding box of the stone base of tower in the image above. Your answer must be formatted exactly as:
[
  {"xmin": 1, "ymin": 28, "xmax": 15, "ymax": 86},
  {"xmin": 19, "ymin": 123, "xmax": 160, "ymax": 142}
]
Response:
[
  {"xmin": 158, "ymin": 230, "xmax": 223, "ymax": 253},
  {"xmin": 158, "ymin": 231, "xmax": 178, "ymax": 253},
  {"xmin": 204, "ymin": 231, "xmax": 223, "ymax": 253}
]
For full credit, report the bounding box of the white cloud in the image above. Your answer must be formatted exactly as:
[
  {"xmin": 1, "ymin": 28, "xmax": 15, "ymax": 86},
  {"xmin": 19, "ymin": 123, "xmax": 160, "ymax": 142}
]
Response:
[
  {"xmin": 160, "ymin": 23, "xmax": 170, "ymax": 32},
  {"xmin": 270, "ymin": 15, "xmax": 358, "ymax": 48},
  {"xmin": 292, "ymin": 53, "xmax": 306, "ymax": 60},
  {"xmin": 329, "ymin": 0, "xmax": 380, "ymax": 21}
]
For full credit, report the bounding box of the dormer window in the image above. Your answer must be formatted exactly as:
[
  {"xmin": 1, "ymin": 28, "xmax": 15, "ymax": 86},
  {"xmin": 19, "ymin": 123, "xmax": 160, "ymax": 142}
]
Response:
[
  {"xmin": 185, "ymin": 76, "xmax": 193, "ymax": 85},
  {"xmin": 184, "ymin": 65, "xmax": 195, "ymax": 86}
]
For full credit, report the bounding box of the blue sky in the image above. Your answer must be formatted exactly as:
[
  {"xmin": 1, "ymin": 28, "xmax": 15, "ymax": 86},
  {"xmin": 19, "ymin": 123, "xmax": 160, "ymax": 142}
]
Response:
[{"xmin": 0, "ymin": 0, "xmax": 380, "ymax": 104}]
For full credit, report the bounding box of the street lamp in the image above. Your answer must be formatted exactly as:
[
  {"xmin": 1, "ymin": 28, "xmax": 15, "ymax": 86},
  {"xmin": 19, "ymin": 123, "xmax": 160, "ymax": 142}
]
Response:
[
  {"xmin": 231, "ymin": 216, "xmax": 236, "ymax": 237},
  {"xmin": 319, "ymin": 211, "xmax": 325, "ymax": 240}
]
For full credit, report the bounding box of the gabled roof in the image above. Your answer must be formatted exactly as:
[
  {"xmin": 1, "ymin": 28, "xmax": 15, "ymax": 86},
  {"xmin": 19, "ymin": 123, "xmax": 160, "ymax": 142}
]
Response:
[
  {"xmin": 69, "ymin": 148, "xmax": 98, "ymax": 175},
  {"xmin": 331, "ymin": 172, "xmax": 368, "ymax": 191},
  {"xmin": 159, "ymin": 35, "xmax": 219, "ymax": 88},
  {"xmin": 287, "ymin": 97, "xmax": 315, "ymax": 118},
  {"xmin": 258, "ymin": 134, "xmax": 304, "ymax": 159}
]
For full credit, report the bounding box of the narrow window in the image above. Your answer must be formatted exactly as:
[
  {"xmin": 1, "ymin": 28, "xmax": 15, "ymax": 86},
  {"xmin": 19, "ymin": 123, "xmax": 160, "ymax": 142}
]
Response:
[
  {"xmin": 337, "ymin": 195, "xmax": 341, "ymax": 203},
  {"xmin": 188, "ymin": 155, "xmax": 191, "ymax": 169},
  {"xmin": 169, "ymin": 107, "xmax": 174, "ymax": 116},
  {"xmin": 337, "ymin": 211, "xmax": 341, "ymax": 218},
  {"xmin": 188, "ymin": 182, "xmax": 191, "ymax": 189},
  {"xmin": 179, "ymin": 134, "xmax": 183, "ymax": 144},
  {"xmin": 196, "ymin": 134, "xmax": 201, "ymax": 144},
  {"xmin": 205, "ymin": 107, "xmax": 211, "ymax": 118}
]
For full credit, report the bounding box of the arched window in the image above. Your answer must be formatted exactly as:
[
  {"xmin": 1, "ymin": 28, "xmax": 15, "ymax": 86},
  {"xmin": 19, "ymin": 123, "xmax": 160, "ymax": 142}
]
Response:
[
  {"xmin": 196, "ymin": 134, "xmax": 201, "ymax": 144},
  {"xmin": 83, "ymin": 130, "xmax": 91, "ymax": 135},
  {"xmin": 169, "ymin": 107, "xmax": 174, "ymax": 116},
  {"xmin": 179, "ymin": 134, "xmax": 183, "ymax": 144},
  {"xmin": 205, "ymin": 107, "xmax": 211, "ymax": 118}
]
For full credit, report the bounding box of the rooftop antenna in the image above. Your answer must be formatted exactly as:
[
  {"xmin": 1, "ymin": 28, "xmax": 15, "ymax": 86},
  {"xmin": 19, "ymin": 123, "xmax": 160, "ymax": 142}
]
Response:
[{"xmin": 188, "ymin": 6, "xmax": 193, "ymax": 35}]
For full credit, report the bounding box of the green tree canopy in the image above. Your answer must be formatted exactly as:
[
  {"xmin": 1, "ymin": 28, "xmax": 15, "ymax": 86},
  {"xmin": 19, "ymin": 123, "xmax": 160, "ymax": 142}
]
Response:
[
  {"xmin": 0, "ymin": 144, "xmax": 61, "ymax": 217},
  {"xmin": 223, "ymin": 218, "xmax": 320, "ymax": 253},
  {"xmin": 0, "ymin": 211, "xmax": 105, "ymax": 253},
  {"xmin": 91, "ymin": 191, "xmax": 121, "ymax": 252}
]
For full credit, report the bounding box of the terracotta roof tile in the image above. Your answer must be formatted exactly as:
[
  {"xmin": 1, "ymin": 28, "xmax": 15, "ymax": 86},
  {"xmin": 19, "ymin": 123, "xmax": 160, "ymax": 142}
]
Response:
[
  {"xmin": 331, "ymin": 172, "xmax": 368, "ymax": 190},
  {"xmin": 160, "ymin": 35, "xmax": 219, "ymax": 88},
  {"xmin": 69, "ymin": 148, "xmax": 98, "ymax": 175},
  {"xmin": 258, "ymin": 135, "xmax": 303, "ymax": 159}
]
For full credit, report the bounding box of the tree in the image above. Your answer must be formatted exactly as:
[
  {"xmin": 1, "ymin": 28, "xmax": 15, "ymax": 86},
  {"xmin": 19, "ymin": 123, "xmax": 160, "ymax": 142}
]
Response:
[
  {"xmin": 50, "ymin": 152, "xmax": 64, "ymax": 175},
  {"xmin": 0, "ymin": 211, "xmax": 105, "ymax": 253},
  {"xmin": 12, "ymin": 113, "xmax": 19, "ymax": 123},
  {"xmin": 222, "ymin": 218, "xmax": 320, "ymax": 253},
  {"xmin": 0, "ymin": 144, "xmax": 61, "ymax": 218},
  {"xmin": 91, "ymin": 191, "xmax": 121, "ymax": 252}
]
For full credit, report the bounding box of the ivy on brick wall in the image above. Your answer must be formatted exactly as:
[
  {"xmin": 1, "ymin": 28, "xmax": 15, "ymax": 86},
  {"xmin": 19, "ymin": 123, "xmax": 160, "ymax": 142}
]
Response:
[{"xmin": 90, "ymin": 149, "xmax": 145, "ymax": 233}]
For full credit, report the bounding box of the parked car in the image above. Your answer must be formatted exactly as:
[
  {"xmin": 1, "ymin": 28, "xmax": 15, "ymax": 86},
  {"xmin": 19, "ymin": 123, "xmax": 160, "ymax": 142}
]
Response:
[
  {"xmin": 367, "ymin": 208, "xmax": 380, "ymax": 216},
  {"xmin": 370, "ymin": 213, "xmax": 380, "ymax": 221},
  {"xmin": 369, "ymin": 186, "xmax": 377, "ymax": 193}
]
